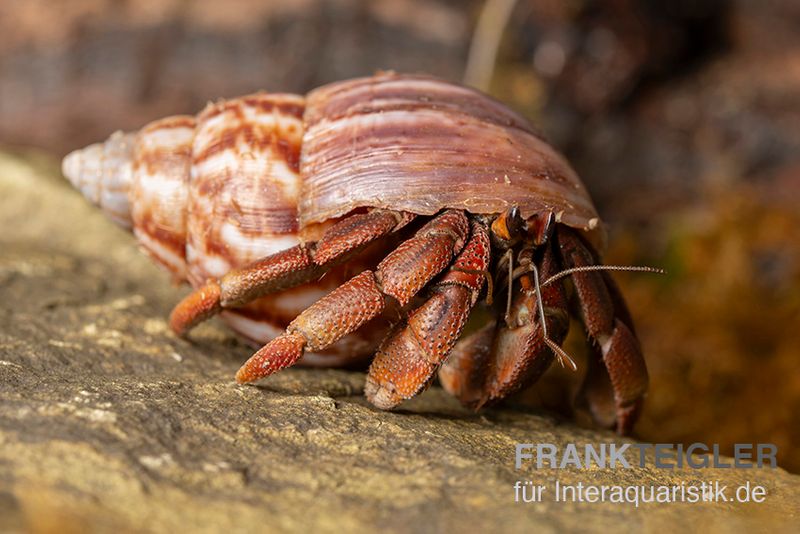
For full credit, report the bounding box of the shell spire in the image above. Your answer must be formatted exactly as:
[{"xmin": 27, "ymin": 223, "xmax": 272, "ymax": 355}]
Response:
[
  {"xmin": 62, "ymin": 130, "xmax": 137, "ymax": 228},
  {"xmin": 60, "ymin": 93, "xmax": 380, "ymax": 362}
]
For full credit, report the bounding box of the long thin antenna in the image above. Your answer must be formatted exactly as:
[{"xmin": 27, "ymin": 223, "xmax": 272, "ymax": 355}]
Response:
[
  {"xmin": 530, "ymin": 262, "xmax": 577, "ymax": 371},
  {"xmin": 464, "ymin": 0, "xmax": 519, "ymax": 91},
  {"xmin": 503, "ymin": 249, "xmax": 514, "ymax": 324},
  {"xmin": 542, "ymin": 265, "xmax": 666, "ymax": 288}
]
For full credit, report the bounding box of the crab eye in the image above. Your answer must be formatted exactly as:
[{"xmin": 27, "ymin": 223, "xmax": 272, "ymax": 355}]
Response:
[
  {"xmin": 527, "ymin": 211, "xmax": 555, "ymax": 246},
  {"xmin": 491, "ymin": 206, "xmax": 526, "ymax": 242}
]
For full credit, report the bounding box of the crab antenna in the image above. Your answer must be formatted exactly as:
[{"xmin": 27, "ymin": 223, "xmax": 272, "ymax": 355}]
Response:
[
  {"xmin": 542, "ymin": 265, "xmax": 665, "ymax": 288},
  {"xmin": 530, "ymin": 262, "xmax": 578, "ymax": 372},
  {"xmin": 504, "ymin": 249, "xmax": 514, "ymax": 324}
]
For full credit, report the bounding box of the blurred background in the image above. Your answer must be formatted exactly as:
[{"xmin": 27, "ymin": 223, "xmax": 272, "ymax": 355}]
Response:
[{"xmin": 1, "ymin": 0, "xmax": 798, "ymax": 470}]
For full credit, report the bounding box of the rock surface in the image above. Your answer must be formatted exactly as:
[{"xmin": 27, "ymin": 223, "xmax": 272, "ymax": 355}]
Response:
[{"xmin": 1, "ymin": 152, "xmax": 798, "ymax": 533}]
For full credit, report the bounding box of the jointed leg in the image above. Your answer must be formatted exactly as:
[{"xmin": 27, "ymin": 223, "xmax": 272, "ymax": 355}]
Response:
[
  {"xmin": 365, "ymin": 219, "xmax": 491, "ymax": 408},
  {"xmin": 235, "ymin": 210, "xmax": 470, "ymax": 384},
  {"xmin": 556, "ymin": 227, "xmax": 648, "ymax": 434},
  {"xmin": 438, "ymin": 320, "xmax": 496, "ymax": 408},
  {"xmin": 478, "ymin": 243, "xmax": 570, "ymax": 407},
  {"xmin": 169, "ymin": 209, "xmax": 414, "ymax": 336}
]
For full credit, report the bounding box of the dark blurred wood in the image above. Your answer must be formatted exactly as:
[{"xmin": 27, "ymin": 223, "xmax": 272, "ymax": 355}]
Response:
[{"xmin": 0, "ymin": 0, "xmax": 477, "ymax": 155}]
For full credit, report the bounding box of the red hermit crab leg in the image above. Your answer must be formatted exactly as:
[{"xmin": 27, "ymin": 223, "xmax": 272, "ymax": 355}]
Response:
[
  {"xmin": 478, "ymin": 243, "xmax": 571, "ymax": 408},
  {"xmin": 438, "ymin": 320, "xmax": 496, "ymax": 408},
  {"xmin": 235, "ymin": 210, "xmax": 469, "ymax": 383},
  {"xmin": 169, "ymin": 209, "xmax": 414, "ymax": 336},
  {"xmin": 555, "ymin": 227, "xmax": 648, "ymax": 435},
  {"xmin": 364, "ymin": 219, "xmax": 491, "ymax": 409}
]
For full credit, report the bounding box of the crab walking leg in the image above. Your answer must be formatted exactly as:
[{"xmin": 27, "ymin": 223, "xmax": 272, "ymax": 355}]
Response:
[
  {"xmin": 438, "ymin": 320, "xmax": 496, "ymax": 409},
  {"xmin": 235, "ymin": 210, "xmax": 470, "ymax": 384},
  {"xmin": 601, "ymin": 271, "xmax": 637, "ymax": 336},
  {"xmin": 574, "ymin": 271, "xmax": 641, "ymax": 431},
  {"xmin": 556, "ymin": 227, "xmax": 648, "ymax": 435},
  {"xmin": 478, "ymin": 243, "xmax": 570, "ymax": 407},
  {"xmin": 365, "ymin": 220, "xmax": 491, "ymax": 409},
  {"xmin": 169, "ymin": 209, "xmax": 414, "ymax": 336},
  {"xmin": 576, "ymin": 342, "xmax": 617, "ymax": 429}
]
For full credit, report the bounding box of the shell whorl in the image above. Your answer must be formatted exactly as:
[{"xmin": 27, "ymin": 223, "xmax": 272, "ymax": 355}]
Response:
[
  {"xmin": 130, "ymin": 115, "xmax": 196, "ymax": 279},
  {"xmin": 186, "ymin": 93, "xmax": 305, "ymax": 287},
  {"xmin": 62, "ymin": 94, "xmax": 308, "ymax": 283},
  {"xmin": 62, "ymin": 93, "xmax": 353, "ymax": 352},
  {"xmin": 62, "ymin": 130, "xmax": 137, "ymax": 228},
  {"xmin": 301, "ymin": 73, "xmax": 601, "ymax": 241}
]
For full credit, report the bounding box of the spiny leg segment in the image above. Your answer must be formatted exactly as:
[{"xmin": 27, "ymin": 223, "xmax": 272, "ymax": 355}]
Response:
[
  {"xmin": 169, "ymin": 209, "xmax": 414, "ymax": 336},
  {"xmin": 365, "ymin": 219, "xmax": 491, "ymax": 408},
  {"xmin": 438, "ymin": 320, "xmax": 496, "ymax": 408},
  {"xmin": 235, "ymin": 210, "xmax": 470, "ymax": 383},
  {"xmin": 556, "ymin": 228, "xmax": 649, "ymax": 434}
]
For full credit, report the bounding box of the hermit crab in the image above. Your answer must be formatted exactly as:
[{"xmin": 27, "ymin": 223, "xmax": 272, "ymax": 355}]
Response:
[{"xmin": 62, "ymin": 72, "xmax": 658, "ymax": 433}]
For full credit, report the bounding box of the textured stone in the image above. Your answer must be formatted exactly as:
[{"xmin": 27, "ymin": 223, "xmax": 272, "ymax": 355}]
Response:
[{"xmin": 0, "ymin": 152, "xmax": 798, "ymax": 532}]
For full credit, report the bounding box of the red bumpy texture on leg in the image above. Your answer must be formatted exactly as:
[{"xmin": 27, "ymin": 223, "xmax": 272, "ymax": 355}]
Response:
[
  {"xmin": 557, "ymin": 227, "xmax": 648, "ymax": 434},
  {"xmin": 235, "ymin": 210, "xmax": 470, "ymax": 384},
  {"xmin": 169, "ymin": 209, "xmax": 412, "ymax": 336},
  {"xmin": 168, "ymin": 280, "xmax": 222, "ymax": 336},
  {"xmin": 375, "ymin": 210, "xmax": 469, "ymax": 306},
  {"xmin": 235, "ymin": 270, "xmax": 384, "ymax": 382},
  {"xmin": 365, "ymin": 219, "xmax": 491, "ymax": 408}
]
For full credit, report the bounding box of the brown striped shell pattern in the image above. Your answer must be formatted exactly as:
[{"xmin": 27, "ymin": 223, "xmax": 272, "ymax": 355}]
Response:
[{"xmin": 63, "ymin": 73, "xmax": 649, "ymax": 432}]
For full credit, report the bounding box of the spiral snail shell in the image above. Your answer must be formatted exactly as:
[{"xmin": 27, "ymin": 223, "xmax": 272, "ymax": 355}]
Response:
[{"xmin": 62, "ymin": 72, "xmax": 601, "ymax": 366}]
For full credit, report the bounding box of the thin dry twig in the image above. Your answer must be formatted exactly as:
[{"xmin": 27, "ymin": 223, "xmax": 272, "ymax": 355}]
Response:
[{"xmin": 463, "ymin": 0, "xmax": 519, "ymax": 91}]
